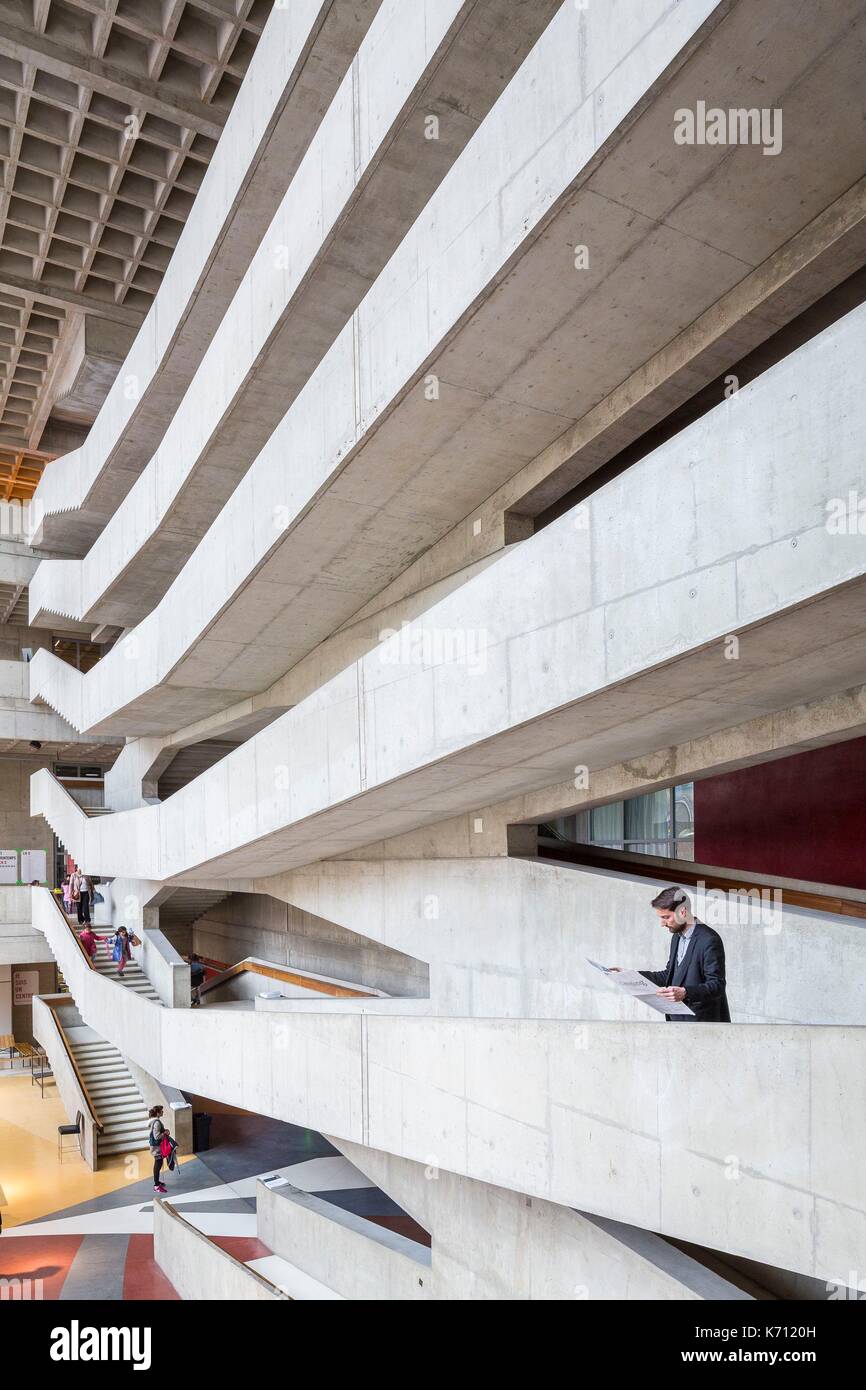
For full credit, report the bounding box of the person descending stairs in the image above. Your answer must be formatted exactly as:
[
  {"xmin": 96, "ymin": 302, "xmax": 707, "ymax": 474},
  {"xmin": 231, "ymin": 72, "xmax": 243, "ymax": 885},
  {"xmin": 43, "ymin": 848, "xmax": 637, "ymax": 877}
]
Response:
[{"xmin": 90, "ymin": 936, "xmax": 162, "ymax": 1005}]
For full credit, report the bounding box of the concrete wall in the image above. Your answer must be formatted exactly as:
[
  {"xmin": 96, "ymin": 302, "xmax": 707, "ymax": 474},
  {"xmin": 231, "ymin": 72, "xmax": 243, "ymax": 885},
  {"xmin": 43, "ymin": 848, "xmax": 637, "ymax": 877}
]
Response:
[
  {"xmin": 32, "ymin": 302, "xmax": 866, "ymax": 879},
  {"xmin": 31, "ymin": 995, "xmax": 99, "ymax": 1169},
  {"xmin": 34, "ymin": 887, "xmax": 865, "ymax": 1284},
  {"xmin": 257, "ymin": 1180, "xmax": 429, "ymax": 1301},
  {"xmin": 271, "ymin": 854, "xmax": 866, "ymax": 1026},
  {"xmin": 11, "ymin": 958, "xmax": 57, "ymax": 1044},
  {"xmin": 0, "ymin": 625, "xmax": 50, "ymax": 662},
  {"xmin": 192, "ymin": 892, "xmax": 428, "ymax": 998},
  {"xmin": 333, "ymin": 1140, "xmax": 752, "ymax": 1301},
  {"xmin": 153, "ymin": 1197, "xmax": 287, "ymax": 1301},
  {"xmin": 2, "ymin": 760, "xmax": 55, "ymax": 877},
  {"xmin": 29, "ymin": 0, "xmax": 725, "ymax": 737}
]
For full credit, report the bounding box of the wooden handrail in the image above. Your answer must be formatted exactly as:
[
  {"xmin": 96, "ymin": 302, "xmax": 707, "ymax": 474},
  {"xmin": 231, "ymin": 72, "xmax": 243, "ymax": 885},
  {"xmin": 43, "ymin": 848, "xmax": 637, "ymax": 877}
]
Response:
[
  {"xmin": 45, "ymin": 888, "xmax": 96, "ymax": 970},
  {"xmin": 40, "ymin": 997, "xmax": 104, "ymax": 1134},
  {"xmin": 535, "ymin": 842, "xmax": 866, "ymax": 922},
  {"xmin": 158, "ymin": 1199, "xmax": 292, "ymax": 1300},
  {"xmin": 199, "ymin": 958, "xmax": 380, "ymax": 1000}
]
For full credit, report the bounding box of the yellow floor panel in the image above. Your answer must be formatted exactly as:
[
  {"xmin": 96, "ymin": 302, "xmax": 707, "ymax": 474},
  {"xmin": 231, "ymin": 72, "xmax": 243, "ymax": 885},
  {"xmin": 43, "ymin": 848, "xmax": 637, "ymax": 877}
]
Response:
[{"xmin": 0, "ymin": 1071, "xmax": 152, "ymax": 1227}]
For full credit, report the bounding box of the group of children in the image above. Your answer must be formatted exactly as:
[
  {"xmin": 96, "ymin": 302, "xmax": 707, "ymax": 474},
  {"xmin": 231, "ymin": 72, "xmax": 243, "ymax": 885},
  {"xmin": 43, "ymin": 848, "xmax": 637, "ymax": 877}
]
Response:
[{"xmin": 62, "ymin": 868, "xmax": 139, "ymax": 974}]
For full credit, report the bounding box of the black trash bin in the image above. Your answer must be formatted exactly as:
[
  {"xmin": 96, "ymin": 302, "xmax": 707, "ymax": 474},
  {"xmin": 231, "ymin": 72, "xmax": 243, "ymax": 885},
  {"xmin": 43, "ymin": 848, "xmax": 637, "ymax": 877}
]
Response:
[{"xmin": 193, "ymin": 1111, "xmax": 212, "ymax": 1152}]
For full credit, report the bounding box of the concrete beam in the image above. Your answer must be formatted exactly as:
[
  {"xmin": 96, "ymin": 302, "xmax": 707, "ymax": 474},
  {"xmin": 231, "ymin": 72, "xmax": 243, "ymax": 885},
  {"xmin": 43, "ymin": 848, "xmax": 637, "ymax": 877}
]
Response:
[
  {"xmin": 30, "ymin": 0, "xmax": 563, "ymax": 632},
  {"xmin": 0, "ymin": 20, "xmax": 226, "ymax": 138},
  {"xmin": 31, "ymin": 0, "xmax": 385, "ymax": 558},
  {"xmin": 0, "ymin": 272, "xmax": 145, "ymax": 327}
]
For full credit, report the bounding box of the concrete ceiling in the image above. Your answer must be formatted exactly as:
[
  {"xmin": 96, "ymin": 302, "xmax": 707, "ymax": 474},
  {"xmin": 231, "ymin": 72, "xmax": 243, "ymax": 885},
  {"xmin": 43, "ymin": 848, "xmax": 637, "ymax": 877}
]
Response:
[{"xmin": 0, "ymin": 0, "xmax": 274, "ymax": 454}]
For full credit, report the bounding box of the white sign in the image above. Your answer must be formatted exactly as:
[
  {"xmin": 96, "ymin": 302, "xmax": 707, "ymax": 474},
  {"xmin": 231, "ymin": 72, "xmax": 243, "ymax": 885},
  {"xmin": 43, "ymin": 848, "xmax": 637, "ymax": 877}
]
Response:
[
  {"xmin": 0, "ymin": 851, "xmax": 17, "ymax": 885},
  {"xmin": 20, "ymin": 849, "xmax": 47, "ymax": 884},
  {"xmin": 13, "ymin": 969, "xmax": 39, "ymax": 1006}
]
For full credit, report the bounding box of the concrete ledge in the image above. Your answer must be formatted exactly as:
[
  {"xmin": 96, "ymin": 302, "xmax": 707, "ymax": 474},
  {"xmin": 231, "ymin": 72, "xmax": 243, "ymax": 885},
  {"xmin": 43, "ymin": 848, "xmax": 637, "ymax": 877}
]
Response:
[
  {"xmin": 32, "ymin": 886, "xmax": 866, "ymax": 1283},
  {"xmin": 31, "ymin": 0, "xmax": 383, "ymax": 557},
  {"xmin": 153, "ymin": 1197, "xmax": 289, "ymax": 1301},
  {"xmin": 257, "ymin": 1178, "xmax": 429, "ymax": 1300}
]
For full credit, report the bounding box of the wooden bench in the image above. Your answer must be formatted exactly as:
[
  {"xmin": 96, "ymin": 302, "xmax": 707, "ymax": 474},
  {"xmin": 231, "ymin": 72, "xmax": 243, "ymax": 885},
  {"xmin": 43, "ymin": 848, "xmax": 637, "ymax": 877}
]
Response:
[
  {"xmin": 0, "ymin": 1036, "xmax": 39, "ymax": 1070},
  {"xmin": 15, "ymin": 1041, "xmax": 39, "ymax": 1069}
]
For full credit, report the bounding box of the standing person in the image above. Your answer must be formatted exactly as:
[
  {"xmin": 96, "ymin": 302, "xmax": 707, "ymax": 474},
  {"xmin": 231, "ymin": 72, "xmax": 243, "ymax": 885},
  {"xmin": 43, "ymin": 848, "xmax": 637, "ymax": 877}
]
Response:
[
  {"xmin": 69, "ymin": 868, "xmax": 81, "ymax": 918},
  {"xmin": 612, "ymin": 886, "xmax": 730, "ymax": 1022},
  {"xmin": 110, "ymin": 925, "xmax": 132, "ymax": 977},
  {"xmin": 61, "ymin": 874, "xmax": 74, "ymax": 915},
  {"xmin": 148, "ymin": 1106, "xmax": 169, "ymax": 1194},
  {"xmin": 188, "ymin": 953, "xmax": 206, "ymax": 1007},
  {"xmin": 76, "ymin": 872, "xmax": 93, "ymax": 926}
]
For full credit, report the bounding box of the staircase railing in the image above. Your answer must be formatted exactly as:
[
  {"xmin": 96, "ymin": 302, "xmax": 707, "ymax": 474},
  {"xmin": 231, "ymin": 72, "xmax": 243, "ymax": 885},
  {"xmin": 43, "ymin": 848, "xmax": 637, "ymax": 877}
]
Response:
[
  {"xmin": 31, "ymin": 993, "xmax": 103, "ymax": 1169},
  {"xmin": 154, "ymin": 1197, "xmax": 292, "ymax": 1301}
]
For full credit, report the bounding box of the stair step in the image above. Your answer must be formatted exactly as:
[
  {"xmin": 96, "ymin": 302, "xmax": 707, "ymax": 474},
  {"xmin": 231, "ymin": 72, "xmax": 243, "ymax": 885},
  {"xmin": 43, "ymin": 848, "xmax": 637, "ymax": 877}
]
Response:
[{"xmin": 98, "ymin": 1133, "xmax": 150, "ymax": 1149}]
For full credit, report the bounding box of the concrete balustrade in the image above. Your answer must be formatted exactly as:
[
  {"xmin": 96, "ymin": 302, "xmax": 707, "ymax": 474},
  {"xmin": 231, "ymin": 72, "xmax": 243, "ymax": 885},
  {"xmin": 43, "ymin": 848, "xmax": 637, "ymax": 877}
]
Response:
[
  {"xmin": 153, "ymin": 1198, "xmax": 289, "ymax": 1302},
  {"xmin": 28, "ymin": 0, "xmax": 726, "ymax": 736},
  {"xmin": 31, "ymin": 994, "xmax": 100, "ymax": 1169},
  {"xmin": 262, "ymin": 856, "xmax": 866, "ymax": 1027},
  {"xmin": 29, "ymin": 0, "xmax": 561, "ymax": 634},
  {"xmin": 30, "ymin": 0, "xmax": 384, "ymax": 558},
  {"xmin": 31, "ymin": 887, "xmax": 866, "ymax": 1282},
  {"xmin": 256, "ymin": 1180, "xmax": 429, "ymax": 1301},
  {"xmin": 31, "ymin": 304, "xmax": 866, "ymax": 880},
  {"xmin": 134, "ymin": 929, "xmax": 191, "ymax": 1010}
]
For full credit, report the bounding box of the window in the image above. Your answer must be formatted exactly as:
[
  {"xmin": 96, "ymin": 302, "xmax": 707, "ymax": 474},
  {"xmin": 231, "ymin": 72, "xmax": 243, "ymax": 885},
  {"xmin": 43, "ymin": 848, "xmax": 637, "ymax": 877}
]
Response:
[
  {"xmin": 51, "ymin": 636, "xmax": 102, "ymax": 672},
  {"xmin": 548, "ymin": 783, "xmax": 695, "ymax": 860}
]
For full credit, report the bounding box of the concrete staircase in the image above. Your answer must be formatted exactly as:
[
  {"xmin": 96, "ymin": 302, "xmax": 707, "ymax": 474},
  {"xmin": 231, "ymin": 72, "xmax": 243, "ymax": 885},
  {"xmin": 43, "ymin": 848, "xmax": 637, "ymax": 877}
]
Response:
[
  {"xmin": 91, "ymin": 937, "xmax": 161, "ymax": 1004},
  {"xmin": 158, "ymin": 888, "xmax": 230, "ymax": 937},
  {"xmin": 66, "ymin": 1024, "xmax": 151, "ymax": 1159}
]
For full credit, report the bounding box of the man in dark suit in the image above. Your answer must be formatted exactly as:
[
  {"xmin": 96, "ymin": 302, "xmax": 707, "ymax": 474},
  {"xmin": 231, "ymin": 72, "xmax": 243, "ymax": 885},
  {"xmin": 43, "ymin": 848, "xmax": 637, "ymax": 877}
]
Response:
[{"xmin": 631, "ymin": 885, "xmax": 731, "ymax": 1022}]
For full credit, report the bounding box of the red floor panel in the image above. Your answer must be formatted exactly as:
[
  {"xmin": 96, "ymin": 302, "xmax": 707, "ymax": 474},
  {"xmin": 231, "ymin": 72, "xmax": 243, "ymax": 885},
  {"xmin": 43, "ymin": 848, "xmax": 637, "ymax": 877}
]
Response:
[
  {"xmin": 367, "ymin": 1214, "xmax": 432, "ymax": 1247},
  {"xmin": 211, "ymin": 1236, "xmax": 272, "ymax": 1262},
  {"xmin": 0, "ymin": 1234, "xmax": 84, "ymax": 1300},
  {"xmin": 123, "ymin": 1235, "xmax": 180, "ymax": 1300}
]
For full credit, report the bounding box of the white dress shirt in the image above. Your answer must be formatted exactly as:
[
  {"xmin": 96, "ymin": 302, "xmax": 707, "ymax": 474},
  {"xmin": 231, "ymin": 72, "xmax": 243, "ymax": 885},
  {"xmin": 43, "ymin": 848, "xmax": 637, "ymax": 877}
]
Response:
[{"xmin": 675, "ymin": 920, "xmax": 696, "ymax": 969}]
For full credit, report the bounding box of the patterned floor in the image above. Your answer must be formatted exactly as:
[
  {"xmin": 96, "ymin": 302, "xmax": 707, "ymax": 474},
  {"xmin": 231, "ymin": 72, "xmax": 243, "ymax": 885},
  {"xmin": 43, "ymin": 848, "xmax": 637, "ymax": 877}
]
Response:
[{"xmin": 0, "ymin": 1108, "xmax": 429, "ymax": 1299}]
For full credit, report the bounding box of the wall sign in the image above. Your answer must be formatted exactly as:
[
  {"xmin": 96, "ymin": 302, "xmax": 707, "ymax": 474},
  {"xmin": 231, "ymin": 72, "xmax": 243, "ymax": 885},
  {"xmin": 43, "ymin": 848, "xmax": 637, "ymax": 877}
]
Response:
[
  {"xmin": 0, "ymin": 852, "xmax": 17, "ymax": 885},
  {"xmin": 13, "ymin": 970, "xmax": 39, "ymax": 1006},
  {"xmin": 20, "ymin": 850, "xmax": 47, "ymax": 884}
]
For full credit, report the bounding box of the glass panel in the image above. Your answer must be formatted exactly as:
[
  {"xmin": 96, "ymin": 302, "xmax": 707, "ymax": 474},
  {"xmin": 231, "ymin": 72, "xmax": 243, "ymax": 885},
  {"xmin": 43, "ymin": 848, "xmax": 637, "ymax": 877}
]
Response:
[
  {"xmin": 77, "ymin": 642, "xmax": 101, "ymax": 673},
  {"xmin": 624, "ymin": 788, "xmax": 672, "ymax": 855},
  {"xmin": 590, "ymin": 801, "xmax": 624, "ymax": 849},
  {"xmin": 674, "ymin": 781, "xmax": 695, "ymax": 860}
]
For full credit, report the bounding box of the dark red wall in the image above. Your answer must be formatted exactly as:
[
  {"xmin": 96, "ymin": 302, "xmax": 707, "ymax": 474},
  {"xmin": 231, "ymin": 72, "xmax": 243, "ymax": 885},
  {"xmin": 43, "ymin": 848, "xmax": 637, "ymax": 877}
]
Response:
[{"xmin": 694, "ymin": 737, "xmax": 866, "ymax": 889}]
